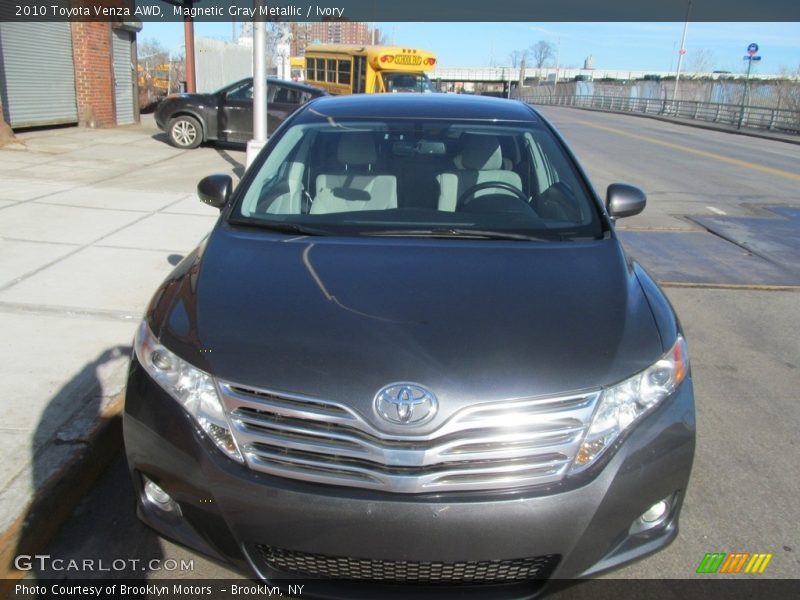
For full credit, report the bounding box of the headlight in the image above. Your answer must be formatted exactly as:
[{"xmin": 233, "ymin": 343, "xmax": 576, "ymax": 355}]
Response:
[
  {"xmin": 134, "ymin": 321, "xmax": 243, "ymax": 463},
  {"xmin": 571, "ymin": 335, "xmax": 689, "ymax": 472}
]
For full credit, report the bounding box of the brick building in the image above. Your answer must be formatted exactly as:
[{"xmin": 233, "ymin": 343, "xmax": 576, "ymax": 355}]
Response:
[
  {"xmin": 290, "ymin": 22, "xmax": 380, "ymax": 57},
  {"xmin": 0, "ymin": 18, "xmax": 140, "ymax": 129}
]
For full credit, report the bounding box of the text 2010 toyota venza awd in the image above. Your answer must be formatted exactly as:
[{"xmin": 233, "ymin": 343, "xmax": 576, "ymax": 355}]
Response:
[{"xmin": 124, "ymin": 94, "xmax": 695, "ymax": 596}]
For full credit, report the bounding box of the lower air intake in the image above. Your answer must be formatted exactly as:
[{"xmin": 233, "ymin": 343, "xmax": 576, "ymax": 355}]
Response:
[{"xmin": 255, "ymin": 545, "xmax": 560, "ymax": 583}]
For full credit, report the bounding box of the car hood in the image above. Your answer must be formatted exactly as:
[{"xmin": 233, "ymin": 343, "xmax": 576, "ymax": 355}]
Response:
[{"xmin": 154, "ymin": 225, "xmax": 662, "ymax": 431}]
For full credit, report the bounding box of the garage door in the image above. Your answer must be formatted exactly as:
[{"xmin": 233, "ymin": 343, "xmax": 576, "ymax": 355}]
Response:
[
  {"xmin": 0, "ymin": 22, "xmax": 78, "ymax": 127},
  {"xmin": 112, "ymin": 29, "xmax": 135, "ymax": 125}
]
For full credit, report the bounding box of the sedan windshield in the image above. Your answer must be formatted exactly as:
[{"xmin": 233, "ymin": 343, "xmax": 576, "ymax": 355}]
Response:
[{"xmin": 234, "ymin": 117, "xmax": 603, "ymax": 239}]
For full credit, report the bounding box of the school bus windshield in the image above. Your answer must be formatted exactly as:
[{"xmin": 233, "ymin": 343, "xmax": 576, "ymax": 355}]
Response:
[{"xmin": 382, "ymin": 72, "xmax": 434, "ymax": 93}]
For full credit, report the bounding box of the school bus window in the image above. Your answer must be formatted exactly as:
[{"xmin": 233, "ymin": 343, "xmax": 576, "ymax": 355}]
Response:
[
  {"xmin": 315, "ymin": 59, "xmax": 324, "ymax": 81},
  {"xmin": 306, "ymin": 58, "xmax": 316, "ymax": 81},
  {"xmin": 326, "ymin": 59, "xmax": 336, "ymax": 83},
  {"xmin": 338, "ymin": 60, "xmax": 351, "ymax": 85}
]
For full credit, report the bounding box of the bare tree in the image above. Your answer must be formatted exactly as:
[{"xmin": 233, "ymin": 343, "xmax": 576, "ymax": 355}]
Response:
[
  {"xmin": 137, "ymin": 38, "xmax": 169, "ymax": 62},
  {"xmin": 508, "ymin": 49, "xmax": 528, "ymax": 68},
  {"xmin": 688, "ymin": 48, "xmax": 715, "ymax": 74},
  {"xmin": 529, "ymin": 40, "xmax": 554, "ymax": 69},
  {"xmin": 774, "ymin": 66, "xmax": 800, "ymax": 129},
  {"xmin": 137, "ymin": 38, "xmax": 173, "ymax": 110}
]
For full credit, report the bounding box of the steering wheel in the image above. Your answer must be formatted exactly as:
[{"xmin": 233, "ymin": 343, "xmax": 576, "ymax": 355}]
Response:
[{"xmin": 457, "ymin": 181, "xmax": 530, "ymax": 209}]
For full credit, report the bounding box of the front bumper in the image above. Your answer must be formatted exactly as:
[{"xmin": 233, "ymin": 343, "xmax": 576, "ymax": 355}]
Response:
[{"xmin": 123, "ymin": 357, "xmax": 695, "ymax": 596}]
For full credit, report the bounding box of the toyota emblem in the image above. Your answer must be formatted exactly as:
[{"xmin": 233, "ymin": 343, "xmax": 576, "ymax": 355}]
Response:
[{"xmin": 374, "ymin": 383, "xmax": 438, "ymax": 426}]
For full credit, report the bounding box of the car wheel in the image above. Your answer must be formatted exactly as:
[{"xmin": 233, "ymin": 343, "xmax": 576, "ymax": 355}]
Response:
[{"xmin": 168, "ymin": 115, "xmax": 202, "ymax": 149}]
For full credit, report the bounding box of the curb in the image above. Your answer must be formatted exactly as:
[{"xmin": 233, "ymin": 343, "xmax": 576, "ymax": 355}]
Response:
[
  {"xmin": 534, "ymin": 103, "xmax": 800, "ymax": 146},
  {"xmin": 0, "ymin": 392, "xmax": 125, "ymax": 592}
]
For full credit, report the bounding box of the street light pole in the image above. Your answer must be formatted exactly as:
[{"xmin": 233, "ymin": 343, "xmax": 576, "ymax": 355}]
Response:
[
  {"xmin": 738, "ymin": 56, "xmax": 753, "ymax": 130},
  {"xmin": 247, "ymin": 0, "xmax": 268, "ymax": 168}
]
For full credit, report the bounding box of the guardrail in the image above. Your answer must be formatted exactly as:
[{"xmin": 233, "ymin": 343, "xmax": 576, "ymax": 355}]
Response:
[{"xmin": 518, "ymin": 94, "xmax": 800, "ymax": 134}]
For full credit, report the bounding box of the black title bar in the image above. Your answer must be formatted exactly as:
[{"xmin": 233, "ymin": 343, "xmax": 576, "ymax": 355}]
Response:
[{"xmin": 1, "ymin": 0, "xmax": 800, "ymax": 22}]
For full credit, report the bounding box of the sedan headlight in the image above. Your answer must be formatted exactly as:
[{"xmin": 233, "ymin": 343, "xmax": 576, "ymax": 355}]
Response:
[
  {"xmin": 571, "ymin": 335, "xmax": 689, "ymax": 472},
  {"xmin": 134, "ymin": 321, "xmax": 243, "ymax": 463}
]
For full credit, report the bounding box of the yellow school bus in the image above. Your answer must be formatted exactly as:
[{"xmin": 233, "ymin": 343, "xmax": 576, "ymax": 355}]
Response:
[
  {"xmin": 302, "ymin": 44, "xmax": 437, "ymax": 94},
  {"xmin": 289, "ymin": 56, "xmax": 305, "ymax": 81}
]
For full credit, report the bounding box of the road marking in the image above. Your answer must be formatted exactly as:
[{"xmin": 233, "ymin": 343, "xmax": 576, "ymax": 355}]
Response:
[
  {"xmin": 658, "ymin": 281, "xmax": 800, "ymax": 292},
  {"xmin": 573, "ymin": 120, "xmax": 800, "ymax": 182},
  {"xmin": 706, "ymin": 206, "xmax": 727, "ymax": 215}
]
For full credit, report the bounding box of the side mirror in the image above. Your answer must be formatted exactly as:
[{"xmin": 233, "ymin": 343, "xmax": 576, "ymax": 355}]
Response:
[
  {"xmin": 606, "ymin": 183, "xmax": 646, "ymax": 219},
  {"xmin": 197, "ymin": 174, "xmax": 232, "ymax": 209}
]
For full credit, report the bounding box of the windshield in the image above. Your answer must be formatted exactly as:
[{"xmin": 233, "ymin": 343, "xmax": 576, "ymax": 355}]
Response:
[
  {"xmin": 381, "ymin": 72, "xmax": 434, "ymax": 93},
  {"xmin": 234, "ymin": 117, "xmax": 603, "ymax": 239}
]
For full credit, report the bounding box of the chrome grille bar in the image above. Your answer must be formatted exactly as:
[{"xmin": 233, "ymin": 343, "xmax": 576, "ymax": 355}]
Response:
[{"xmin": 218, "ymin": 381, "xmax": 599, "ymax": 493}]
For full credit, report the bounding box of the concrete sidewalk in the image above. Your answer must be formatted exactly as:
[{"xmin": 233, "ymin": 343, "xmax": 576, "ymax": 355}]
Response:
[{"xmin": 0, "ymin": 116, "xmax": 245, "ymax": 579}]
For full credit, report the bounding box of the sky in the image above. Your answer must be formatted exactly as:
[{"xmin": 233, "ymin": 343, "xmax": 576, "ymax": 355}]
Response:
[{"xmin": 140, "ymin": 22, "xmax": 800, "ymax": 74}]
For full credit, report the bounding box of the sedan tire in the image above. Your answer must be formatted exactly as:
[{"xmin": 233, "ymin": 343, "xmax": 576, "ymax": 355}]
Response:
[{"xmin": 168, "ymin": 115, "xmax": 203, "ymax": 149}]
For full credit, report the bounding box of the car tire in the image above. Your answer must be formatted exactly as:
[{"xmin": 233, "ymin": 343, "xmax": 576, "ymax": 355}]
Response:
[{"xmin": 168, "ymin": 115, "xmax": 203, "ymax": 149}]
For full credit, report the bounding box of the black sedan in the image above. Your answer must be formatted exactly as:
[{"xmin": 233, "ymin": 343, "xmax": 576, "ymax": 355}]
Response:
[
  {"xmin": 126, "ymin": 94, "xmax": 694, "ymax": 592},
  {"xmin": 154, "ymin": 78, "xmax": 326, "ymax": 149}
]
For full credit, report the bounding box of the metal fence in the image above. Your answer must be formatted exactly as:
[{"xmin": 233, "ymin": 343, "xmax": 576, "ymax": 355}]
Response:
[
  {"xmin": 519, "ymin": 93, "xmax": 800, "ymax": 134},
  {"xmin": 196, "ymin": 37, "xmax": 253, "ymax": 93}
]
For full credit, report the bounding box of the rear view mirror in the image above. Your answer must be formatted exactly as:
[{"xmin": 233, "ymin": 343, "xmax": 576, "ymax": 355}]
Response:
[
  {"xmin": 606, "ymin": 183, "xmax": 646, "ymax": 219},
  {"xmin": 197, "ymin": 174, "xmax": 232, "ymax": 209}
]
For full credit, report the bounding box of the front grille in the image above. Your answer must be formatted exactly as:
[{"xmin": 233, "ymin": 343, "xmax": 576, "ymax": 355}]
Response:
[
  {"xmin": 255, "ymin": 546, "xmax": 560, "ymax": 583},
  {"xmin": 218, "ymin": 381, "xmax": 599, "ymax": 494}
]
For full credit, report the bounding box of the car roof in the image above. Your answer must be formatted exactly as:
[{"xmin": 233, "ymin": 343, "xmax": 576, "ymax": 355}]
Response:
[
  {"xmin": 267, "ymin": 77, "xmax": 327, "ymax": 95},
  {"xmin": 223, "ymin": 77, "xmax": 326, "ymax": 96},
  {"xmin": 301, "ymin": 94, "xmax": 541, "ymax": 122}
]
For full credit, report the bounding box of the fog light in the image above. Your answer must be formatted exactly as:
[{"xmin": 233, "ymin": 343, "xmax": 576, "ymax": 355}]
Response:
[
  {"xmin": 641, "ymin": 500, "xmax": 668, "ymax": 523},
  {"xmin": 143, "ymin": 477, "xmax": 181, "ymax": 514},
  {"xmin": 629, "ymin": 494, "xmax": 674, "ymax": 535}
]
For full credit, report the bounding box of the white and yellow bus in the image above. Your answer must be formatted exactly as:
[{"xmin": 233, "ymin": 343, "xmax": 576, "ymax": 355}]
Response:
[{"xmin": 302, "ymin": 44, "xmax": 437, "ymax": 95}]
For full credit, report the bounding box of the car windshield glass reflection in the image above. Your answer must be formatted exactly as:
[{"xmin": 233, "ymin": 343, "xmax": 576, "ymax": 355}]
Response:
[{"xmin": 234, "ymin": 119, "xmax": 603, "ymax": 239}]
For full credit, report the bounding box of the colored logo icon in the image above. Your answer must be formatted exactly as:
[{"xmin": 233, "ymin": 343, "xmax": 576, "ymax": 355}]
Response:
[{"xmin": 696, "ymin": 552, "xmax": 773, "ymax": 574}]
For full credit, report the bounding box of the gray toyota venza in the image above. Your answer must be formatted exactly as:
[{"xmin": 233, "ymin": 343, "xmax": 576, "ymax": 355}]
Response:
[{"xmin": 124, "ymin": 94, "xmax": 695, "ymax": 596}]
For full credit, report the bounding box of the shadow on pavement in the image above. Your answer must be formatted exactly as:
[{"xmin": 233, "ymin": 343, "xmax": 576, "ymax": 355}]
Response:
[
  {"xmin": 214, "ymin": 148, "xmax": 245, "ymax": 179},
  {"xmin": 33, "ymin": 454, "xmax": 164, "ymax": 580},
  {"xmin": 12, "ymin": 345, "xmax": 164, "ymax": 581},
  {"xmin": 150, "ymin": 132, "xmax": 172, "ymax": 147}
]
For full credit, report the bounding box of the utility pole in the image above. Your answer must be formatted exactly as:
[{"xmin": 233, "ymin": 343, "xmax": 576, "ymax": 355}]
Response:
[
  {"xmin": 672, "ymin": 0, "xmax": 692, "ymax": 104},
  {"xmin": 182, "ymin": 0, "xmax": 196, "ymax": 92},
  {"xmin": 158, "ymin": 0, "xmax": 197, "ymax": 93},
  {"xmin": 553, "ymin": 37, "xmax": 561, "ymax": 97}
]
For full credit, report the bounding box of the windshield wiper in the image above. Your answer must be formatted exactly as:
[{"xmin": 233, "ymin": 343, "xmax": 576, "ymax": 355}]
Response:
[
  {"xmin": 363, "ymin": 228, "xmax": 559, "ymax": 242},
  {"xmin": 229, "ymin": 219, "xmax": 329, "ymax": 236}
]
